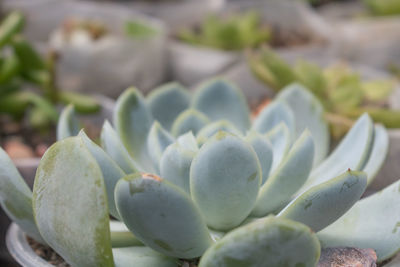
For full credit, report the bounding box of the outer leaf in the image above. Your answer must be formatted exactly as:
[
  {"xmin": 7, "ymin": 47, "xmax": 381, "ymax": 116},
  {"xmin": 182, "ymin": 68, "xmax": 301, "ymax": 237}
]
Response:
[
  {"xmin": 196, "ymin": 120, "xmax": 241, "ymax": 146},
  {"xmin": 146, "ymin": 82, "xmax": 190, "ymax": 131},
  {"xmin": 79, "ymin": 131, "xmax": 125, "ymax": 220},
  {"xmin": 33, "ymin": 137, "xmax": 114, "ymax": 267},
  {"xmin": 192, "ymin": 79, "xmax": 250, "ymax": 132},
  {"xmin": 113, "ymin": 247, "xmax": 178, "ymax": 267},
  {"xmin": 277, "ymin": 83, "xmax": 329, "ymax": 166},
  {"xmin": 0, "ymin": 148, "xmax": 43, "ymax": 243},
  {"xmin": 115, "ymin": 173, "xmax": 212, "ymax": 259},
  {"xmin": 245, "ymin": 131, "xmax": 273, "ymax": 185},
  {"xmin": 101, "ymin": 121, "xmax": 141, "ymax": 174},
  {"xmin": 251, "ymin": 130, "xmax": 314, "ymax": 217},
  {"xmin": 171, "ymin": 109, "xmax": 210, "ymax": 137},
  {"xmin": 57, "ymin": 105, "xmax": 80, "ymax": 141},
  {"xmin": 147, "ymin": 121, "xmax": 174, "ymax": 172},
  {"xmin": 362, "ymin": 125, "xmax": 389, "ymax": 185},
  {"xmin": 199, "ymin": 216, "xmax": 320, "ymax": 267},
  {"xmin": 265, "ymin": 123, "xmax": 291, "ymax": 173},
  {"xmin": 252, "ymin": 101, "xmax": 295, "ymax": 138},
  {"xmin": 318, "ymin": 179, "xmax": 400, "ymax": 262},
  {"xmin": 113, "ymin": 87, "xmax": 153, "ymax": 168},
  {"xmin": 190, "ymin": 132, "xmax": 261, "ymax": 230},
  {"xmin": 278, "ymin": 170, "xmax": 367, "ymax": 232},
  {"xmin": 301, "ymin": 114, "xmax": 374, "ymax": 192},
  {"xmin": 160, "ymin": 133, "xmax": 198, "ymax": 194}
]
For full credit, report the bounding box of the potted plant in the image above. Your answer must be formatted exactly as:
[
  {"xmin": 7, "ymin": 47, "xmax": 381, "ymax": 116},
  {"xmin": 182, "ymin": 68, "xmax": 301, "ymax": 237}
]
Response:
[
  {"xmin": 1, "ymin": 78, "xmax": 399, "ymax": 266},
  {"xmin": 3, "ymin": 0, "xmax": 168, "ymax": 97},
  {"xmin": 169, "ymin": 0, "xmax": 334, "ymax": 86}
]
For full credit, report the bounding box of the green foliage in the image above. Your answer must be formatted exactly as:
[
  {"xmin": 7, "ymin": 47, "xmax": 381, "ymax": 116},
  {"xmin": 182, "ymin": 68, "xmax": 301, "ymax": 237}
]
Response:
[
  {"xmin": 364, "ymin": 0, "xmax": 400, "ymax": 16},
  {"xmin": 0, "ymin": 78, "xmax": 394, "ymax": 266},
  {"xmin": 178, "ymin": 11, "xmax": 271, "ymax": 51},
  {"xmin": 249, "ymin": 47, "xmax": 399, "ymax": 138},
  {"xmin": 0, "ymin": 11, "xmax": 99, "ymax": 132},
  {"xmin": 124, "ymin": 20, "xmax": 159, "ymax": 39}
]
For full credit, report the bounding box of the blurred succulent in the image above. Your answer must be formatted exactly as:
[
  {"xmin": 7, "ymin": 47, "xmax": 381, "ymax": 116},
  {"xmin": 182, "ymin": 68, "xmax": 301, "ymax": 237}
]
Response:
[
  {"xmin": 178, "ymin": 11, "xmax": 271, "ymax": 51},
  {"xmin": 0, "ymin": 11, "xmax": 99, "ymax": 131},
  {"xmin": 364, "ymin": 0, "xmax": 400, "ymax": 16},
  {"xmin": 249, "ymin": 47, "xmax": 400, "ymax": 139},
  {"xmin": 0, "ymin": 78, "xmax": 397, "ymax": 266}
]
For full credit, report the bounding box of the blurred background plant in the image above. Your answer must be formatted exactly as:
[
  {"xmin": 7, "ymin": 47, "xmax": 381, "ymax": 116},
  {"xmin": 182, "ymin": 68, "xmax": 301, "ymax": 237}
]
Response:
[
  {"xmin": 363, "ymin": 0, "xmax": 400, "ymax": 16},
  {"xmin": 249, "ymin": 47, "xmax": 400, "ymax": 139},
  {"xmin": 0, "ymin": 11, "xmax": 100, "ymax": 133}
]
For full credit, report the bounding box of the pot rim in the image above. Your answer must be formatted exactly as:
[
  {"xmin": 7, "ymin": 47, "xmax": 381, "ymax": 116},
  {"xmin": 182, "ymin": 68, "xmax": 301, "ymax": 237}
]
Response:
[{"xmin": 6, "ymin": 223, "xmax": 53, "ymax": 267}]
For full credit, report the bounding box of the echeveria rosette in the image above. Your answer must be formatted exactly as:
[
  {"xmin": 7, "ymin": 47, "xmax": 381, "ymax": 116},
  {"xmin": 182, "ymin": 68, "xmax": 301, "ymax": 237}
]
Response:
[{"xmin": 0, "ymin": 78, "xmax": 393, "ymax": 267}]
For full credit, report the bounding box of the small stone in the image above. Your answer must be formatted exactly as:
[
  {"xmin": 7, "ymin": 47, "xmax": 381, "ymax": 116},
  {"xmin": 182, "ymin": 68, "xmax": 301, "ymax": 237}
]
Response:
[
  {"xmin": 318, "ymin": 247, "xmax": 377, "ymax": 267},
  {"xmin": 4, "ymin": 139, "xmax": 35, "ymax": 159}
]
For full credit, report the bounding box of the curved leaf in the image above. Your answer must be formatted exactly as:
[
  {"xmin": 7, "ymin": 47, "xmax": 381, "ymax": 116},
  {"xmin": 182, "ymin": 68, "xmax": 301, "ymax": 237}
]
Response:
[
  {"xmin": 190, "ymin": 132, "xmax": 261, "ymax": 230},
  {"xmin": 278, "ymin": 170, "xmax": 367, "ymax": 232},
  {"xmin": 113, "ymin": 87, "xmax": 153, "ymax": 168},
  {"xmin": 252, "ymin": 130, "xmax": 314, "ymax": 217},
  {"xmin": 199, "ymin": 216, "xmax": 320, "ymax": 267},
  {"xmin": 362, "ymin": 124, "xmax": 389, "ymax": 185},
  {"xmin": 160, "ymin": 133, "xmax": 198, "ymax": 194},
  {"xmin": 57, "ymin": 104, "xmax": 80, "ymax": 141},
  {"xmin": 301, "ymin": 114, "xmax": 374, "ymax": 192},
  {"xmin": 101, "ymin": 121, "xmax": 141, "ymax": 174},
  {"xmin": 33, "ymin": 137, "xmax": 114, "ymax": 267},
  {"xmin": 113, "ymin": 247, "xmax": 178, "ymax": 267},
  {"xmin": 79, "ymin": 130, "xmax": 125, "ymax": 220},
  {"xmin": 245, "ymin": 131, "xmax": 273, "ymax": 185},
  {"xmin": 146, "ymin": 82, "xmax": 190, "ymax": 131},
  {"xmin": 147, "ymin": 121, "xmax": 174, "ymax": 172},
  {"xmin": 0, "ymin": 148, "xmax": 43, "ymax": 243},
  {"xmin": 171, "ymin": 109, "xmax": 210, "ymax": 137},
  {"xmin": 252, "ymin": 101, "xmax": 295, "ymax": 138},
  {"xmin": 265, "ymin": 123, "xmax": 291, "ymax": 173},
  {"xmin": 192, "ymin": 79, "xmax": 250, "ymax": 132},
  {"xmin": 318, "ymin": 179, "xmax": 400, "ymax": 262},
  {"xmin": 277, "ymin": 83, "xmax": 329, "ymax": 166},
  {"xmin": 110, "ymin": 220, "xmax": 143, "ymax": 248},
  {"xmin": 115, "ymin": 173, "xmax": 212, "ymax": 259},
  {"xmin": 196, "ymin": 120, "xmax": 241, "ymax": 146}
]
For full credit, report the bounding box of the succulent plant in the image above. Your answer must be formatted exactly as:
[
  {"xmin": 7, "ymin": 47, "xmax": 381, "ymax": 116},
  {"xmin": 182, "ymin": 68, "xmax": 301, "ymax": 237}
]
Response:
[
  {"xmin": 177, "ymin": 11, "xmax": 271, "ymax": 51},
  {"xmin": 0, "ymin": 11, "xmax": 99, "ymax": 131},
  {"xmin": 1, "ymin": 78, "xmax": 398, "ymax": 266},
  {"xmin": 249, "ymin": 47, "xmax": 400, "ymax": 139},
  {"xmin": 364, "ymin": 0, "xmax": 400, "ymax": 16}
]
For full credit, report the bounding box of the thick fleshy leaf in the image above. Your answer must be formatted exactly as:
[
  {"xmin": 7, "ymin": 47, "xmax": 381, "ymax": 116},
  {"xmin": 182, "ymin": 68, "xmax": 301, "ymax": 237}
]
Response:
[
  {"xmin": 79, "ymin": 130, "xmax": 125, "ymax": 220},
  {"xmin": 147, "ymin": 121, "xmax": 174, "ymax": 172},
  {"xmin": 113, "ymin": 247, "xmax": 178, "ymax": 267},
  {"xmin": 277, "ymin": 83, "xmax": 329, "ymax": 166},
  {"xmin": 265, "ymin": 123, "xmax": 291, "ymax": 173},
  {"xmin": 245, "ymin": 131, "xmax": 273, "ymax": 185},
  {"xmin": 251, "ymin": 130, "xmax": 314, "ymax": 217},
  {"xmin": 57, "ymin": 104, "xmax": 80, "ymax": 141},
  {"xmin": 146, "ymin": 82, "xmax": 190, "ymax": 131},
  {"xmin": 110, "ymin": 220, "xmax": 143, "ymax": 248},
  {"xmin": 160, "ymin": 133, "xmax": 198, "ymax": 194},
  {"xmin": 199, "ymin": 216, "xmax": 320, "ymax": 267},
  {"xmin": 190, "ymin": 132, "xmax": 261, "ymax": 230},
  {"xmin": 101, "ymin": 121, "xmax": 141, "ymax": 174},
  {"xmin": 171, "ymin": 109, "xmax": 210, "ymax": 137},
  {"xmin": 318, "ymin": 180, "xmax": 400, "ymax": 262},
  {"xmin": 113, "ymin": 87, "xmax": 153, "ymax": 168},
  {"xmin": 33, "ymin": 137, "xmax": 114, "ymax": 267},
  {"xmin": 192, "ymin": 79, "xmax": 250, "ymax": 132},
  {"xmin": 278, "ymin": 170, "xmax": 367, "ymax": 232},
  {"xmin": 362, "ymin": 125, "xmax": 389, "ymax": 185},
  {"xmin": 115, "ymin": 173, "xmax": 212, "ymax": 259},
  {"xmin": 196, "ymin": 120, "xmax": 241, "ymax": 146},
  {"xmin": 252, "ymin": 101, "xmax": 295, "ymax": 138},
  {"xmin": 301, "ymin": 114, "xmax": 374, "ymax": 192},
  {"xmin": 0, "ymin": 148, "xmax": 43, "ymax": 243}
]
